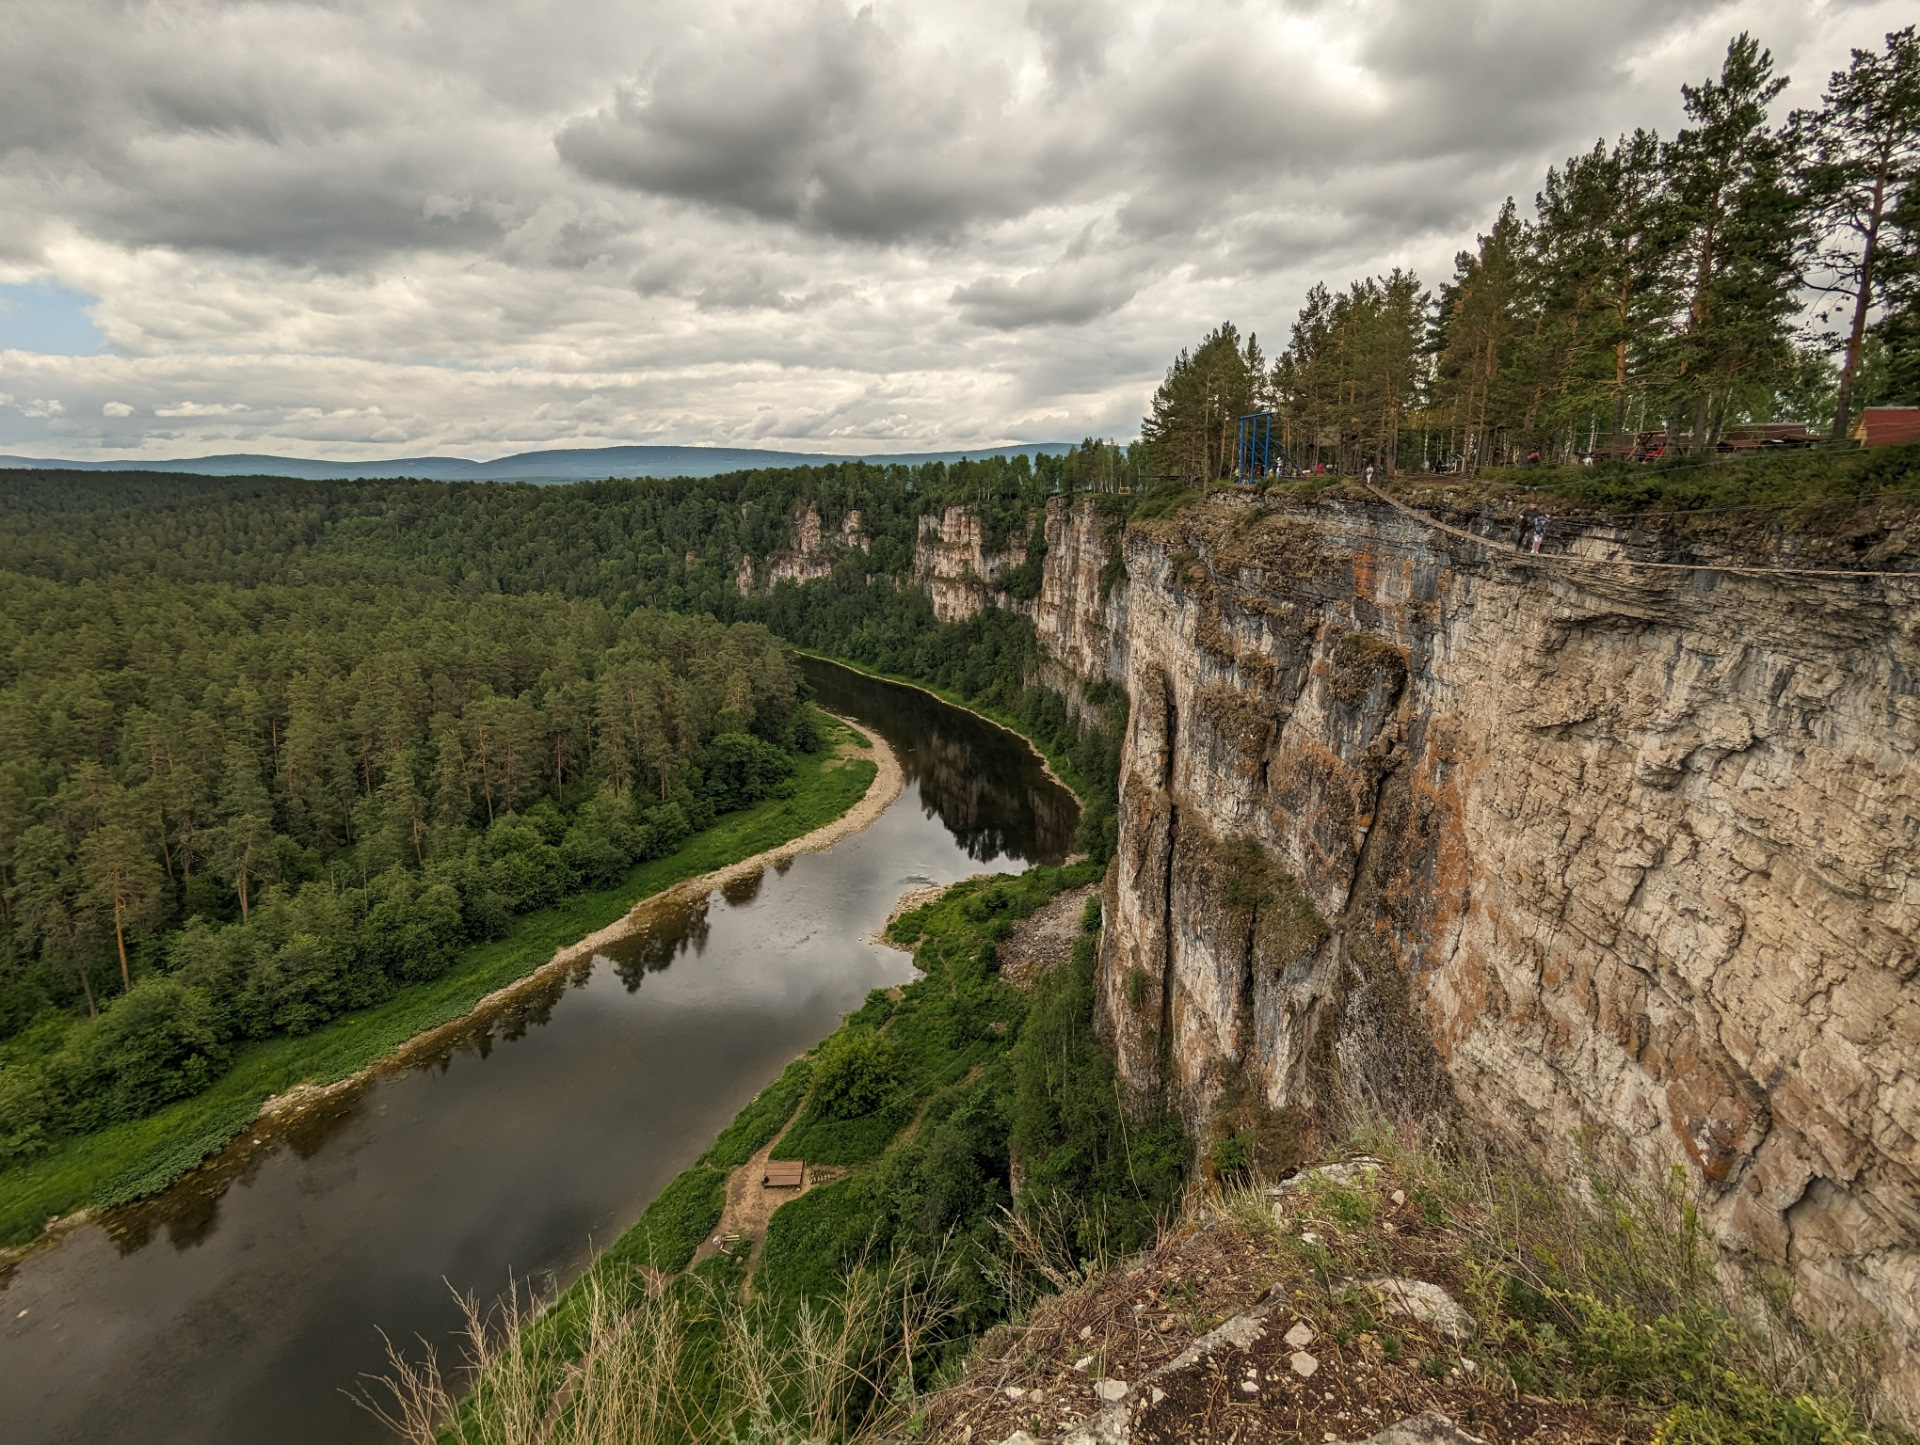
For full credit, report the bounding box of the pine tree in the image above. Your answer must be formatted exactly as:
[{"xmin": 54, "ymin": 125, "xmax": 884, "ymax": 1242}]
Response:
[
  {"xmin": 1798, "ymin": 26, "xmax": 1920, "ymax": 437},
  {"xmin": 79, "ymin": 824, "xmax": 163, "ymax": 994},
  {"xmin": 1660, "ymin": 34, "xmax": 1803, "ymax": 451},
  {"xmin": 1140, "ymin": 324, "xmax": 1264, "ymax": 483},
  {"xmin": 1431, "ymin": 200, "xmax": 1527, "ymax": 472}
]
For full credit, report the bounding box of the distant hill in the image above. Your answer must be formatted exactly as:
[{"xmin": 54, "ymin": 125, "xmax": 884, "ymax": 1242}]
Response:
[{"xmin": 0, "ymin": 442, "xmax": 1077, "ymax": 484}]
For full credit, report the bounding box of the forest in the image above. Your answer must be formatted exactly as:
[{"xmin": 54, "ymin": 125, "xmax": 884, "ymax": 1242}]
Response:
[
  {"xmin": 0, "ymin": 451, "xmax": 1131, "ymax": 1179},
  {"xmin": 1140, "ymin": 28, "xmax": 1920, "ymax": 479}
]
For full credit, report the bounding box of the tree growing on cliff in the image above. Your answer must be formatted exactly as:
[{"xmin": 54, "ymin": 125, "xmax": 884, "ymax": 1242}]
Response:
[
  {"xmin": 1658, "ymin": 34, "xmax": 1804, "ymax": 451},
  {"xmin": 1272, "ymin": 271, "xmax": 1427, "ymax": 475},
  {"xmin": 1523, "ymin": 130, "xmax": 1671, "ymax": 451},
  {"xmin": 1430, "ymin": 199, "xmax": 1529, "ymax": 471}
]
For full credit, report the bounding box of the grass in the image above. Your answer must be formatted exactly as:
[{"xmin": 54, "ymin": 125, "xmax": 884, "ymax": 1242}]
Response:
[
  {"xmin": 1437, "ymin": 442, "xmax": 1920, "ymax": 519},
  {"xmin": 1219, "ymin": 1129, "xmax": 1910, "ymax": 1445},
  {"xmin": 899, "ymin": 1130, "xmax": 1908, "ymax": 1445},
  {"xmin": 794, "ymin": 649, "xmax": 1097, "ymax": 802},
  {"xmin": 405, "ymin": 862, "xmax": 1107, "ymax": 1443},
  {"xmin": 0, "ymin": 738, "xmax": 878, "ymax": 1248}
]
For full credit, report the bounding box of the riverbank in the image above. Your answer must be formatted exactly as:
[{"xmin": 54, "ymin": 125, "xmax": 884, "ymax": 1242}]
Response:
[
  {"xmin": 0, "ymin": 719, "xmax": 893, "ymax": 1260},
  {"xmin": 796, "ymin": 649, "xmax": 1094, "ymax": 802},
  {"xmin": 415, "ymin": 860, "xmax": 1110, "ymax": 1444}
]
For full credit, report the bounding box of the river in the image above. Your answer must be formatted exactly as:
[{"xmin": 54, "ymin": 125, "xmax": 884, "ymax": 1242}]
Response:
[{"xmin": 0, "ymin": 658, "xmax": 1077, "ymax": 1445}]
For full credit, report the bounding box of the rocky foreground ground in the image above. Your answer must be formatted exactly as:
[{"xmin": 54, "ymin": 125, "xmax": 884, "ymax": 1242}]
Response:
[{"xmin": 903, "ymin": 1158, "xmax": 1645, "ymax": 1445}]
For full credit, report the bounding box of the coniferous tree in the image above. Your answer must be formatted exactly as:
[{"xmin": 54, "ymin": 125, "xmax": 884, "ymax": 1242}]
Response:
[
  {"xmin": 1875, "ymin": 185, "xmax": 1920, "ymax": 402},
  {"xmin": 1798, "ymin": 27, "xmax": 1920, "ymax": 436},
  {"xmin": 1431, "ymin": 199, "xmax": 1528, "ymax": 471},
  {"xmin": 1272, "ymin": 273, "xmax": 1427, "ymax": 474},
  {"xmin": 1526, "ymin": 131, "xmax": 1669, "ymax": 451},
  {"xmin": 1140, "ymin": 323, "xmax": 1264, "ymax": 483},
  {"xmin": 79, "ymin": 823, "xmax": 163, "ymax": 994},
  {"xmin": 1660, "ymin": 34, "xmax": 1803, "ymax": 451}
]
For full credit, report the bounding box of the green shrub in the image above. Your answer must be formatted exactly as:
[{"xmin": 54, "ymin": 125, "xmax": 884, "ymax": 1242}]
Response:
[{"xmin": 810, "ymin": 1031, "xmax": 902, "ymax": 1120}]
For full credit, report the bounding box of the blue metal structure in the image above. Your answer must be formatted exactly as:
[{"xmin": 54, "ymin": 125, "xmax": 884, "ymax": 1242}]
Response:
[{"xmin": 1236, "ymin": 411, "xmax": 1290, "ymax": 480}]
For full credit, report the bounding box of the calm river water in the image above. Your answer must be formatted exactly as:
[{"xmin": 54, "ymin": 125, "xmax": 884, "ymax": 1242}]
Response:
[{"xmin": 0, "ymin": 659, "xmax": 1076, "ymax": 1445}]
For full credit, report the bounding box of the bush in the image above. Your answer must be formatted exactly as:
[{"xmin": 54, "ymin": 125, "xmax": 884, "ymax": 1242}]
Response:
[
  {"xmin": 810, "ymin": 1031, "xmax": 901, "ymax": 1120},
  {"xmin": 0, "ymin": 1064, "xmax": 54, "ymax": 1161},
  {"xmin": 701, "ymin": 732, "xmax": 796, "ymax": 813},
  {"xmin": 54, "ymin": 977, "xmax": 228, "ymax": 1128}
]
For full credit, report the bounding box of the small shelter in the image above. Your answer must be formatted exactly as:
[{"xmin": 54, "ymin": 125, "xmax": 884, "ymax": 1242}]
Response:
[
  {"xmin": 1854, "ymin": 407, "xmax": 1920, "ymax": 448},
  {"xmin": 763, "ymin": 1160, "xmax": 805, "ymax": 1189}
]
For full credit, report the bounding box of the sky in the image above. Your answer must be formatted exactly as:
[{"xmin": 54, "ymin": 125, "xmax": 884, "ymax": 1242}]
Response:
[{"xmin": 0, "ymin": 0, "xmax": 1909, "ymax": 463}]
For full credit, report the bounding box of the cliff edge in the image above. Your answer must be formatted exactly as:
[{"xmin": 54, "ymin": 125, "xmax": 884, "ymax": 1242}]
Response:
[{"xmin": 1034, "ymin": 488, "xmax": 1917, "ymax": 1402}]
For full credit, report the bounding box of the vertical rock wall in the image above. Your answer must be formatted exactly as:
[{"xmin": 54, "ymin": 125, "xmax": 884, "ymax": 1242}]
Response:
[
  {"xmin": 1065, "ymin": 491, "xmax": 1919, "ymax": 1400},
  {"xmin": 912, "ymin": 505, "xmax": 1029, "ymax": 623}
]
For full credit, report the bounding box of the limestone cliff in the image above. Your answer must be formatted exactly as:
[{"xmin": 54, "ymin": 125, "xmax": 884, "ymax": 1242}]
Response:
[
  {"xmin": 1058, "ymin": 488, "xmax": 1919, "ymax": 1401},
  {"xmin": 737, "ymin": 501, "xmax": 868, "ymax": 593},
  {"xmin": 915, "ymin": 504, "xmax": 1027, "ymax": 623}
]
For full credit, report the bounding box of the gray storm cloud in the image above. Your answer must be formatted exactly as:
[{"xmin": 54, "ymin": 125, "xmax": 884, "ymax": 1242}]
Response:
[{"xmin": 0, "ymin": 0, "xmax": 1903, "ymax": 459}]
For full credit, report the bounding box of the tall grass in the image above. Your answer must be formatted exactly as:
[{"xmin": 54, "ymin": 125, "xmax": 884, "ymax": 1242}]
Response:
[
  {"xmin": 362, "ymin": 1251, "xmax": 964, "ymax": 1445},
  {"xmin": 1284, "ymin": 1124, "xmax": 1911, "ymax": 1445}
]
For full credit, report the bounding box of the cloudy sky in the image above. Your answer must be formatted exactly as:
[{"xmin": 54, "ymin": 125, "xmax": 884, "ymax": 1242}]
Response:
[{"xmin": 0, "ymin": 0, "xmax": 1907, "ymax": 462}]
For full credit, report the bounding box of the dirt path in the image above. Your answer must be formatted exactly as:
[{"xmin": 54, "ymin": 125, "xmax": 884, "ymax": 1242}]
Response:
[{"xmin": 692, "ymin": 1123, "xmax": 837, "ymax": 1271}]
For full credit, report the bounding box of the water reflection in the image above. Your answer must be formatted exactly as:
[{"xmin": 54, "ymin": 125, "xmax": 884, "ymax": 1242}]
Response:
[
  {"xmin": 606, "ymin": 893, "xmax": 712, "ymax": 988},
  {"xmin": 799, "ymin": 658, "xmax": 1077, "ymax": 865}
]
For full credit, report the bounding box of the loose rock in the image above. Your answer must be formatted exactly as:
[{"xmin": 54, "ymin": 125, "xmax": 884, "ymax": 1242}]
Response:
[
  {"xmin": 1337, "ymin": 1411, "xmax": 1489, "ymax": 1445},
  {"xmin": 1362, "ymin": 1278, "xmax": 1477, "ymax": 1342},
  {"xmin": 1291, "ymin": 1351, "xmax": 1320, "ymax": 1378}
]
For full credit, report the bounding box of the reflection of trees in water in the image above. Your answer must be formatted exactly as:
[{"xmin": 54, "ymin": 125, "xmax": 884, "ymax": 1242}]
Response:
[
  {"xmin": 103, "ymin": 1091, "xmax": 369, "ymax": 1256},
  {"xmin": 721, "ymin": 868, "xmax": 765, "ymax": 906},
  {"xmin": 799, "ymin": 659, "xmax": 1078, "ymax": 864},
  {"xmin": 598, "ymin": 896, "xmax": 711, "ymax": 992}
]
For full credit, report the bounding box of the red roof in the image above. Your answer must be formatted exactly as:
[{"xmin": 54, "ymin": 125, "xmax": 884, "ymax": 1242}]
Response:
[{"xmin": 1855, "ymin": 408, "xmax": 1920, "ymax": 447}]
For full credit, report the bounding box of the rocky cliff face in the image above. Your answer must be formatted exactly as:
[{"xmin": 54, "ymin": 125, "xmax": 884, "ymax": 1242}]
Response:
[
  {"xmin": 1053, "ymin": 489, "xmax": 1919, "ymax": 1401},
  {"xmin": 915, "ymin": 505, "xmax": 1026, "ymax": 623},
  {"xmin": 738, "ymin": 502, "xmax": 868, "ymax": 593}
]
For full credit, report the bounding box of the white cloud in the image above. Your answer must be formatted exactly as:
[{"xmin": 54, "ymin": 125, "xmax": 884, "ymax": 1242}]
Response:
[
  {"xmin": 152, "ymin": 401, "xmax": 252, "ymax": 417},
  {"xmin": 0, "ymin": 0, "xmax": 1910, "ymax": 460}
]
